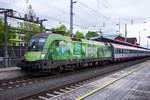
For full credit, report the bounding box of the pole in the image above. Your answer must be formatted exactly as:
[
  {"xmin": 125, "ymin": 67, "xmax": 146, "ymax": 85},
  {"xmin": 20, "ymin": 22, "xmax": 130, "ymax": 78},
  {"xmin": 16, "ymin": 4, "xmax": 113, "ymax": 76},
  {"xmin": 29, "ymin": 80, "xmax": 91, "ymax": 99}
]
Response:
[
  {"xmin": 147, "ymin": 36, "xmax": 150, "ymax": 48},
  {"xmin": 70, "ymin": 0, "xmax": 73, "ymax": 37},
  {"xmin": 139, "ymin": 31, "xmax": 141, "ymax": 45},
  {"xmin": 40, "ymin": 22, "xmax": 42, "ymax": 33},
  {"xmin": 147, "ymin": 40, "xmax": 148, "ymax": 48},
  {"xmin": 125, "ymin": 24, "xmax": 127, "ymax": 43},
  {"xmin": 4, "ymin": 12, "xmax": 8, "ymax": 67},
  {"xmin": 118, "ymin": 18, "xmax": 120, "ymax": 34},
  {"xmin": 119, "ymin": 20, "xmax": 120, "ymax": 34}
]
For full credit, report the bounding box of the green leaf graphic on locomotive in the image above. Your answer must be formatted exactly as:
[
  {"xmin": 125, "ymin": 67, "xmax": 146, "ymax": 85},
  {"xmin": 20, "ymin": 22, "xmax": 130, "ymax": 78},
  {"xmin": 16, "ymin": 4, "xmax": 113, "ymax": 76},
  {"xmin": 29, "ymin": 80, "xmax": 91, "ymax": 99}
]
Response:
[
  {"xmin": 97, "ymin": 47, "xmax": 103, "ymax": 57},
  {"xmin": 103, "ymin": 46, "xmax": 112, "ymax": 57},
  {"xmin": 49, "ymin": 40, "xmax": 73, "ymax": 60},
  {"xmin": 81, "ymin": 43, "xmax": 86, "ymax": 58},
  {"xmin": 73, "ymin": 42, "xmax": 82, "ymax": 55}
]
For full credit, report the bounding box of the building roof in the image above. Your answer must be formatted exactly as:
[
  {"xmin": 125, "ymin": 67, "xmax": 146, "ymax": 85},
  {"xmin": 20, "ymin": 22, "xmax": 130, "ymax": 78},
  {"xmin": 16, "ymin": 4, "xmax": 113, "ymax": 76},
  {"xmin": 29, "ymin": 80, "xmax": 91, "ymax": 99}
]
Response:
[
  {"xmin": 114, "ymin": 35, "xmax": 137, "ymax": 43},
  {"xmin": 127, "ymin": 38, "xmax": 137, "ymax": 42},
  {"xmin": 102, "ymin": 33, "xmax": 124, "ymax": 39},
  {"xmin": 90, "ymin": 36, "xmax": 148, "ymax": 50}
]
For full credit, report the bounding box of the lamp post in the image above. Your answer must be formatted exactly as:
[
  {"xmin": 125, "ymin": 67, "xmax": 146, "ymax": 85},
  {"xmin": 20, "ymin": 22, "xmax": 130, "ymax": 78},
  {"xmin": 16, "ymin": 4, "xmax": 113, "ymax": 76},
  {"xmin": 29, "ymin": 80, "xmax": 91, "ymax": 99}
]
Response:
[
  {"xmin": 147, "ymin": 36, "xmax": 150, "ymax": 48},
  {"xmin": 125, "ymin": 24, "xmax": 127, "ymax": 43},
  {"xmin": 139, "ymin": 31, "xmax": 141, "ymax": 46},
  {"xmin": 116, "ymin": 18, "xmax": 121, "ymax": 34}
]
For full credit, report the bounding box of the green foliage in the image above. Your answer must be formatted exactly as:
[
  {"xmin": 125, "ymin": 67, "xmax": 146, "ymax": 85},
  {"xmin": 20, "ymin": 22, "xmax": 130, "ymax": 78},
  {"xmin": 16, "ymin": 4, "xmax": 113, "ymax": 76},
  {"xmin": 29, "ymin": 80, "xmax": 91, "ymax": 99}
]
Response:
[
  {"xmin": 19, "ymin": 21, "xmax": 45, "ymax": 42},
  {"xmin": 0, "ymin": 19, "xmax": 4, "ymax": 45},
  {"xmin": 86, "ymin": 31, "xmax": 99, "ymax": 38},
  {"xmin": 51, "ymin": 24, "xmax": 70, "ymax": 36},
  {"xmin": 27, "ymin": 4, "xmax": 36, "ymax": 18},
  {"xmin": 74, "ymin": 31, "xmax": 85, "ymax": 38},
  {"xmin": 51, "ymin": 25, "xmax": 85, "ymax": 38},
  {"xmin": 51, "ymin": 24, "xmax": 67, "ymax": 32},
  {"xmin": 0, "ymin": 4, "xmax": 46, "ymax": 46},
  {"xmin": 0, "ymin": 19, "xmax": 16, "ymax": 45},
  {"xmin": 64, "ymin": 30, "xmax": 70, "ymax": 36},
  {"xmin": 21, "ymin": 4, "xmax": 45, "ymax": 41},
  {"xmin": 0, "ymin": 18, "xmax": 45, "ymax": 46}
]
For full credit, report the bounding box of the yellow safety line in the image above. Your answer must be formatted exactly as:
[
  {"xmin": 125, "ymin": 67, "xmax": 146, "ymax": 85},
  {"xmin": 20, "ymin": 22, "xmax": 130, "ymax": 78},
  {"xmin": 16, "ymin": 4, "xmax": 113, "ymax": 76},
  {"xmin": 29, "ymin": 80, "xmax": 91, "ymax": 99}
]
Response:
[{"xmin": 76, "ymin": 62, "xmax": 149, "ymax": 100}]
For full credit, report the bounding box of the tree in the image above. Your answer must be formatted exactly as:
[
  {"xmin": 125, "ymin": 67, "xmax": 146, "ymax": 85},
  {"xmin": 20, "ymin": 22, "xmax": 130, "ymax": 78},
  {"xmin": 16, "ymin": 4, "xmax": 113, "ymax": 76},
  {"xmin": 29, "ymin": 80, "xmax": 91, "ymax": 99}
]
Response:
[
  {"xmin": 0, "ymin": 19, "xmax": 4, "ymax": 45},
  {"xmin": 51, "ymin": 24, "xmax": 70, "ymax": 36},
  {"xmin": 85, "ymin": 31, "xmax": 99, "ymax": 38},
  {"xmin": 0, "ymin": 4, "xmax": 45, "ymax": 46},
  {"xmin": 51, "ymin": 24, "xmax": 67, "ymax": 32},
  {"xmin": 74, "ymin": 31, "xmax": 85, "ymax": 38},
  {"xmin": 0, "ymin": 19, "xmax": 15, "ymax": 45},
  {"xmin": 27, "ymin": 5, "xmax": 36, "ymax": 19},
  {"xmin": 17, "ymin": 4, "xmax": 45, "ymax": 42}
]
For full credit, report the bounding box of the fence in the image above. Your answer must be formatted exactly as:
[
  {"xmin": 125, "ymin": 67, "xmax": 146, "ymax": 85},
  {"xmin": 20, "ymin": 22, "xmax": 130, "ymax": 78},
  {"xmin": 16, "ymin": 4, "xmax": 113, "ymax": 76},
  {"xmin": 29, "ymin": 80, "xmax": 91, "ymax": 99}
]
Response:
[{"xmin": 0, "ymin": 46, "xmax": 26, "ymax": 67}]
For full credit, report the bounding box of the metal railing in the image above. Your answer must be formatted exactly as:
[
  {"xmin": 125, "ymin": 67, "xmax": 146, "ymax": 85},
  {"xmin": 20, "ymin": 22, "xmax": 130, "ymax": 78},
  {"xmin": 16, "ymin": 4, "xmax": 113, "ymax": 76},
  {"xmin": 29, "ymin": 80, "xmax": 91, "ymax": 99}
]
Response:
[{"xmin": 0, "ymin": 46, "xmax": 26, "ymax": 67}]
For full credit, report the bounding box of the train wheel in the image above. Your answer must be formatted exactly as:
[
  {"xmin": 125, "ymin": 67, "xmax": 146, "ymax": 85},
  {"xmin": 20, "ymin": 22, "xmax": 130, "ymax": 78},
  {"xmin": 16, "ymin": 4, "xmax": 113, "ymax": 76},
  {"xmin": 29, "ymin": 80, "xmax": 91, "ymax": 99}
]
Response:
[
  {"xmin": 58, "ymin": 66, "xmax": 64, "ymax": 73},
  {"xmin": 70, "ymin": 65, "xmax": 75, "ymax": 72}
]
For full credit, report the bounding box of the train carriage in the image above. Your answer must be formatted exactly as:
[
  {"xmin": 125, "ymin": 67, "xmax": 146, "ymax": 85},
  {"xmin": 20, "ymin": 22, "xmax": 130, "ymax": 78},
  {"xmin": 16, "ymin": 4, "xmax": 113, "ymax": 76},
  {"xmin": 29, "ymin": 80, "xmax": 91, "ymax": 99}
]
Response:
[{"xmin": 112, "ymin": 43, "xmax": 150, "ymax": 61}]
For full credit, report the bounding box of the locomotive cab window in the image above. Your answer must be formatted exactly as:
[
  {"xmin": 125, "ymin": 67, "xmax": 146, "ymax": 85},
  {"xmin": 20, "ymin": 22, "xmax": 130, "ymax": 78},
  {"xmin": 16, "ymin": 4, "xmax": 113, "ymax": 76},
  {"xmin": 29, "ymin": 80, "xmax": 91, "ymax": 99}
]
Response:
[{"xmin": 28, "ymin": 37, "xmax": 46, "ymax": 51}]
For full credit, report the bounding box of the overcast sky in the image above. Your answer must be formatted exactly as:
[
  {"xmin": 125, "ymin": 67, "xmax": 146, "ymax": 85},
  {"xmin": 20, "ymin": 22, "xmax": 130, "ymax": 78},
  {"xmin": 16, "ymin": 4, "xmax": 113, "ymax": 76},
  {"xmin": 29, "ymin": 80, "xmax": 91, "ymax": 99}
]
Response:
[{"xmin": 1, "ymin": 0, "xmax": 150, "ymax": 47}]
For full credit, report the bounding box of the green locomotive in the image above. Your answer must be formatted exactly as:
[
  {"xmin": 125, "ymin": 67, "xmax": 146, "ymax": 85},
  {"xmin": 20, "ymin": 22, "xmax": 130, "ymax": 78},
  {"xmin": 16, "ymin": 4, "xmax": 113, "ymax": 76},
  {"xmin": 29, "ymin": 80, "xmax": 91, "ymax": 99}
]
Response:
[{"xmin": 19, "ymin": 33, "xmax": 112, "ymax": 73}]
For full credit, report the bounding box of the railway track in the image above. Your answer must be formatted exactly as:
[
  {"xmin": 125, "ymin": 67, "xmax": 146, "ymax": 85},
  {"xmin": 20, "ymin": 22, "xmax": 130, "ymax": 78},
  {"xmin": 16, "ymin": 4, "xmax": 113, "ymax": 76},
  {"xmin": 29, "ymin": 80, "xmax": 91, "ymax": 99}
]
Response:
[
  {"xmin": 12, "ymin": 57, "xmax": 150, "ymax": 100},
  {"xmin": 0, "ymin": 61, "xmax": 119, "ymax": 92},
  {"xmin": 0, "ymin": 57, "xmax": 149, "ymax": 100},
  {"xmin": 0, "ymin": 71, "xmax": 73, "ymax": 92}
]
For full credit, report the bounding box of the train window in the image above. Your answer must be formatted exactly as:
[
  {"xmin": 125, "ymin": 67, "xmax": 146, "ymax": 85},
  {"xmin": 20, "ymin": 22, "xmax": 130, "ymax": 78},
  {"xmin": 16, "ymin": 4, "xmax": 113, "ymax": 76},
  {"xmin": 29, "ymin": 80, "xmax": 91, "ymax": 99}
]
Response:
[
  {"xmin": 124, "ymin": 49, "xmax": 126, "ymax": 53},
  {"xmin": 117, "ymin": 48, "xmax": 118, "ymax": 53},
  {"xmin": 120, "ymin": 49, "xmax": 122, "ymax": 53},
  {"xmin": 28, "ymin": 37, "xmax": 46, "ymax": 51},
  {"xmin": 116, "ymin": 48, "xmax": 118, "ymax": 53},
  {"xmin": 129, "ymin": 49, "xmax": 131, "ymax": 53},
  {"xmin": 117, "ymin": 48, "xmax": 119, "ymax": 53},
  {"xmin": 119, "ymin": 48, "xmax": 121, "ymax": 53}
]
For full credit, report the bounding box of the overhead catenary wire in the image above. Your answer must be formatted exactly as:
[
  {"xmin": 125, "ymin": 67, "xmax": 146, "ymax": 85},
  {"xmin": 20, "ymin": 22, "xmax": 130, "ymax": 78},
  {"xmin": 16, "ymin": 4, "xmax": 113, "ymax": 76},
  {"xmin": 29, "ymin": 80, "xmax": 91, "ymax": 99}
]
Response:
[
  {"xmin": 77, "ymin": 1, "xmax": 116, "ymax": 25},
  {"xmin": 0, "ymin": 1, "xmax": 118, "ymax": 31},
  {"xmin": 0, "ymin": 1, "xmax": 112, "ymax": 29}
]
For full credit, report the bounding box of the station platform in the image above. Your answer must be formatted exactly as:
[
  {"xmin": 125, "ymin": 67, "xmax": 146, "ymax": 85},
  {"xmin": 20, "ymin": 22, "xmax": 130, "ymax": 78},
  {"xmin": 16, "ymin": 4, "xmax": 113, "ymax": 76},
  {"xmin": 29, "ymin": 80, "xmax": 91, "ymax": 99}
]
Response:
[
  {"xmin": 53, "ymin": 60, "xmax": 150, "ymax": 100},
  {"xmin": 0, "ymin": 67, "xmax": 20, "ymax": 72},
  {"xmin": 0, "ymin": 67, "xmax": 26, "ymax": 80}
]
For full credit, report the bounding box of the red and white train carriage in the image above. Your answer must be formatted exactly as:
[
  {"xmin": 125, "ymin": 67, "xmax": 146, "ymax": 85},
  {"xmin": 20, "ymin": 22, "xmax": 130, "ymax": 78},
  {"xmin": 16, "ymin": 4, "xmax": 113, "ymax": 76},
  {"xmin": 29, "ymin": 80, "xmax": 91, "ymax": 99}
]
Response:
[{"xmin": 112, "ymin": 43, "xmax": 150, "ymax": 60}]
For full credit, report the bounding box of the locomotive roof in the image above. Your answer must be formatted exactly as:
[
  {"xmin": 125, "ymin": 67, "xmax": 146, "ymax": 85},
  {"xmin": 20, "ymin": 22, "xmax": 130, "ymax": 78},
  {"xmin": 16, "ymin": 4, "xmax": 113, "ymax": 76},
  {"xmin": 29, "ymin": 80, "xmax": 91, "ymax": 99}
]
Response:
[{"xmin": 32, "ymin": 33, "xmax": 50, "ymax": 38}]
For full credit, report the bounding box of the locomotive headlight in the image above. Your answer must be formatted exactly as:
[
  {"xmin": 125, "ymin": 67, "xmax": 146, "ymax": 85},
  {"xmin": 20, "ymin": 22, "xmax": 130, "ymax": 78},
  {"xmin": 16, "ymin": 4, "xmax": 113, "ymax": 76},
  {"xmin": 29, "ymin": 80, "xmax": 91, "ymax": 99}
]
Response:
[
  {"xmin": 40, "ymin": 54, "xmax": 45, "ymax": 60},
  {"xmin": 24, "ymin": 54, "xmax": 26, "ymax": 57}
]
